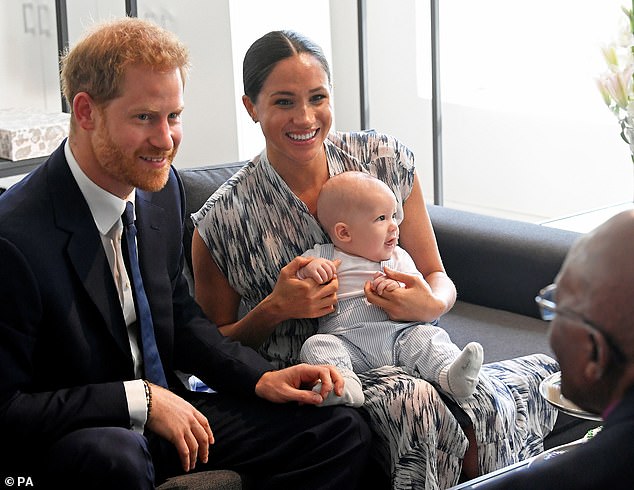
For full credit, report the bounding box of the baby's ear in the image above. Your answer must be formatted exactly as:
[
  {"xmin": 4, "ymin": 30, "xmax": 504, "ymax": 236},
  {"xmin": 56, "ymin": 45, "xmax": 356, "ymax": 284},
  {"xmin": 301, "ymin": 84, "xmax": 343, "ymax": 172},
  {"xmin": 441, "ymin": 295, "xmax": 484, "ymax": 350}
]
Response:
[{"xmin": 333, "ymin": 222, "xmax": 351, "ymax": 242}]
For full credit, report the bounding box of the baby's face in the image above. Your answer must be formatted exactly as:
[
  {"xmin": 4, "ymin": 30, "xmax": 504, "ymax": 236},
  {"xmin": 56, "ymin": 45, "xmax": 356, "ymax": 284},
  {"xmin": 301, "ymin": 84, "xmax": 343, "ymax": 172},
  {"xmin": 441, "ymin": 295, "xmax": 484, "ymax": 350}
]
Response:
[{"xmin": 342, "ymin": 188, "xmax": 399, "ymax": 262}]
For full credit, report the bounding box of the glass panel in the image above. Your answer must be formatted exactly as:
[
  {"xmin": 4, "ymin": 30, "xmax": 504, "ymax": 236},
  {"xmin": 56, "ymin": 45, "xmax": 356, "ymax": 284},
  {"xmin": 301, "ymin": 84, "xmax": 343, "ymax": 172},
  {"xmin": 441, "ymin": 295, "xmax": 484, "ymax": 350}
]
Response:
[
  {"xmin": 65, "ymin": 0, "xmax": 126, "ymax": 45},
  {"xmin": 440, "ymin": 0, "xmax": 633, "ymax": 222}
]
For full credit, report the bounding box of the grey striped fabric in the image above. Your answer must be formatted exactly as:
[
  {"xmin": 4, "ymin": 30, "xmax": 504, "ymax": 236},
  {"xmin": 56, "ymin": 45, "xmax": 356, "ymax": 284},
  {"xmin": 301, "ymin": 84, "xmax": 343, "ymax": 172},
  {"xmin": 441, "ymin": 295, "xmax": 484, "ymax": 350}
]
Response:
[
  {"xmin": 299, "ymin": 242, "xmax": 463, "ymax": 381},
  {"xmin": 192, "ymin": 130, "xmax": 558, "ymax": 489}
]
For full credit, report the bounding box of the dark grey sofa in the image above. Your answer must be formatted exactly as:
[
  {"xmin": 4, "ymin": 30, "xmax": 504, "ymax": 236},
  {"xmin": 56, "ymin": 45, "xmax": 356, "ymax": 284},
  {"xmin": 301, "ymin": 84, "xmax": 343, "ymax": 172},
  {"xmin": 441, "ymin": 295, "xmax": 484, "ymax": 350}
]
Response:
[
  {"xmin": 170, "ymin": 162, "xmax": 599, "ymax": 488},
  {"xmin": 425, "ymin": 206, "xmax": 601, "ymax": 450}
]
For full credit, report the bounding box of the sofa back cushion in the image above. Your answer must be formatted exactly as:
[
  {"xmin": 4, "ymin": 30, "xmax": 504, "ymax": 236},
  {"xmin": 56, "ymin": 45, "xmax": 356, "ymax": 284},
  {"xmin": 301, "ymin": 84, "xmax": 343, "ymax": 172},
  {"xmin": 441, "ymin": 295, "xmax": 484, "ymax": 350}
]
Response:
[
  {"xmin": 178, "ymin": 162, "xmax": 246, "ymax": 274},
  {"xmin": 428, "ymin": 205, "xmax": 581, "ymax": 318}
]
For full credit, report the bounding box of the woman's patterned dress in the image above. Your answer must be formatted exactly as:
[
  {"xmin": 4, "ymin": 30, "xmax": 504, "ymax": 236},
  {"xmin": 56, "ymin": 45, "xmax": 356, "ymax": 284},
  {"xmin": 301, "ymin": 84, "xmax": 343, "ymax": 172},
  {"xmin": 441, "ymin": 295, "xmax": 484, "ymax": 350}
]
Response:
[{"xmin": 193, "ymin": 130, "xmax": 559, "ymax": 489}]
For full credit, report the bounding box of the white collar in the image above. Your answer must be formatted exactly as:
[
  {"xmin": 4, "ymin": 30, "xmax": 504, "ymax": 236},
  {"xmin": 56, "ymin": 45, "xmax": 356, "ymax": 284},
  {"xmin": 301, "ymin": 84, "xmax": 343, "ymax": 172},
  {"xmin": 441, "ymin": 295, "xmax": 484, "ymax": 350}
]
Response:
[{"xmin": 64, "ymin": 139, "xmax": 135, "ymax": 235}]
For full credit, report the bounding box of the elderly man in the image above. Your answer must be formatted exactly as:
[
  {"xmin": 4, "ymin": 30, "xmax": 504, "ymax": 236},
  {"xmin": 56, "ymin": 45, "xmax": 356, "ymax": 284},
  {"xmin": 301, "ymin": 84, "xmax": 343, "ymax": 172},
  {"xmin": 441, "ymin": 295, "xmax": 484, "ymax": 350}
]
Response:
[{"xmin": 473, "ymin": 209, "xmax": 634, "ymax": 488}]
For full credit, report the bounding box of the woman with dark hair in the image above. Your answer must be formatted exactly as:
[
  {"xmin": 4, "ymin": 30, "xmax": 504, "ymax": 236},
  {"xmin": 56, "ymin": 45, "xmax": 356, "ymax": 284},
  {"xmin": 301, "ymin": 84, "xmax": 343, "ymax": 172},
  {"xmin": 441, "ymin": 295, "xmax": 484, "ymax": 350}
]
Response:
[
  {"xmin": 191, "ymin": 30, "xmax": 559, "ymax": 489},
  {"xmin": 242, "ymin": 30, "xmax": 332, "ymax": 103}
]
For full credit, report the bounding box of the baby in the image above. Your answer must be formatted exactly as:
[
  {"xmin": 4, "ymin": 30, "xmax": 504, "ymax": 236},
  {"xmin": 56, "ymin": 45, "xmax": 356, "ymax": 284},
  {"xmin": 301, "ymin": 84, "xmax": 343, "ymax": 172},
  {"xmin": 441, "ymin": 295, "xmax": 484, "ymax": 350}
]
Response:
[{"xmin": 298, "ymin": 171, "xmax": 483, "ymax": 406}]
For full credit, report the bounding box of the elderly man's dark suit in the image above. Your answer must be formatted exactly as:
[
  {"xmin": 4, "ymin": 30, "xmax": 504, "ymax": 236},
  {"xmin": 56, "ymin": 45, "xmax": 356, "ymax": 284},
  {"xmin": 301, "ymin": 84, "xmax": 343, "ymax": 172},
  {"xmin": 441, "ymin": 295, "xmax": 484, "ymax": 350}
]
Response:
[
  {"xmin": 462, "ymin": 387, "xmax": 634, "ymax": 489},
  {"xmin": 0, "ymin": 141, "xmax": 371, "ymax": 488}
]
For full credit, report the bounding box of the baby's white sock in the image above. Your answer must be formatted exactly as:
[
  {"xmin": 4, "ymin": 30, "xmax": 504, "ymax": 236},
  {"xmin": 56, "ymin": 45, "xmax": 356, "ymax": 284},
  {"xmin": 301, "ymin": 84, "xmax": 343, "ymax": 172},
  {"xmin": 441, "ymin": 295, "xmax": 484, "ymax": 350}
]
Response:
[
  {"xmin": 313, "ymin": 369, "xmax": 364, "ymax": 407},
  {"xmin": 438, "ymin": 342, "xmax": 483, "ymax": 399}
]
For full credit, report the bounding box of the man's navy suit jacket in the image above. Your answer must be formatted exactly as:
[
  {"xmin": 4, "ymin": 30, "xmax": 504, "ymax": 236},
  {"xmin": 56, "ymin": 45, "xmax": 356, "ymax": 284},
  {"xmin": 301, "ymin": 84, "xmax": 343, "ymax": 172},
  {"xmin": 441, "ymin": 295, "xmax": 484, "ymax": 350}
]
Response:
[{"xmin": 0, "ymin": 141, "xmax": 272, "ymax": 449}]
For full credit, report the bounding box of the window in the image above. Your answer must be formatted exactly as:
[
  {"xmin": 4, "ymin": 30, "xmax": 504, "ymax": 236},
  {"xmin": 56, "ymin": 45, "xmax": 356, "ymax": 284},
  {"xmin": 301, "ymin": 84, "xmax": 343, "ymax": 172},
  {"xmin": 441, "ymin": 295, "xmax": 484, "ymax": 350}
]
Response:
[
  {"xmin": 367, "ymin": 0, "xmax": 633, "ymax": 223},
  {"xmin": 438, "ymin": 0, "xmax": 633, "ymax": 222}
]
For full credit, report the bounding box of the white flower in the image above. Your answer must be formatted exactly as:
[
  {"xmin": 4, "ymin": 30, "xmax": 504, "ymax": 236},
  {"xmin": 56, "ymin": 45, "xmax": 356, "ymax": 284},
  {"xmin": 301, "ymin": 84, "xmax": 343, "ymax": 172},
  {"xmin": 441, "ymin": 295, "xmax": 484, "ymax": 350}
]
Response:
[
  {"xmin": 616, "ymin": 15, "xmax": 634, "ymax": 47},
  {"xmin": 598, "ymin": 3, "xmax": 634, "ymax": 152},
  {"xmin": 599, "ymin": 66, "xmax": 634, "ymax": 110}
]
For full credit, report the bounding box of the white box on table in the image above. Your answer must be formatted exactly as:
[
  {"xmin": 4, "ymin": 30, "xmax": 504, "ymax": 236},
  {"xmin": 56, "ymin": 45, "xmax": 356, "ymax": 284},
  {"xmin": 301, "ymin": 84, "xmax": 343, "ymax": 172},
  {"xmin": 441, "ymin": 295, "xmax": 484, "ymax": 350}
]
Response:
[{"xmin": 0, "ymin": 109, "xmax": 70, "ymax": 161}]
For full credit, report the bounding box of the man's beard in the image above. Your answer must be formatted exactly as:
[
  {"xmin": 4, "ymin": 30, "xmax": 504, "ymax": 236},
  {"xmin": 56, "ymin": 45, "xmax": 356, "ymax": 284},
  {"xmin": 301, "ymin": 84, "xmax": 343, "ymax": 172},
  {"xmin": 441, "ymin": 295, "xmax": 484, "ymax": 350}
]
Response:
[{"xmin": 93, "ymin": 121, "xmax": 174, "ymax": 193}]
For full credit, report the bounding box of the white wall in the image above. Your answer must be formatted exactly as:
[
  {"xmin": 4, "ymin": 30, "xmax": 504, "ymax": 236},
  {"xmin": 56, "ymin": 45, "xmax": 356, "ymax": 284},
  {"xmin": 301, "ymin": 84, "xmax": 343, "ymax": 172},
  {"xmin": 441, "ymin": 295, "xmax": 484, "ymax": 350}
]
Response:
[
  {"xmin": 65, "ymin": 0, "xmax": 125, "ymax": 43},
  {"xmin": 0, "ymin": 0, "xmax": 62, "ymax": 112},
  {"xmin": 442, "ymin": 104, "xmax": 633, "ymax": 221},
  {"xmin": 136, "ymin": 0, "xmax": 239, "ymax": 166},
  {"xmin": 328, "ymin": 0, "xmax": 361, "ymax": 132},
  {"xmin": 327, "ymin": 0, "xmax": 437, "ymax": 202},
  {"xmin": 135, "ymin": 0, "xmax": 333, "ymax": 167},
  {"xmin": 361, "ymin": 0, "xmax": 436, "ymax": 200},
  {"xmin": 228, "ymin": 0, "xmax": 334, "ymax": 162},
  {"xmin": 438, "ymin": 0, "xmax": 633, "ymax": 221}
]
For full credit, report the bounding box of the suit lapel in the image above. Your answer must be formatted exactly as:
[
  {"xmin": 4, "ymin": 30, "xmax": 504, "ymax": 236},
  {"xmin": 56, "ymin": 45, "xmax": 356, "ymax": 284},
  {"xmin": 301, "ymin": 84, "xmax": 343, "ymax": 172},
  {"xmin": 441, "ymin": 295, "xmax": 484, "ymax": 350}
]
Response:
[
  {"xmin": 134, "ymin": 189, "xmax": 166, "ymax": 287},
  {"xmin": 48, "ymin": 151, "xmax": 132, "ymax": 359},
  {"xmin": 134, "ymin": 187, "xmax": 178, "ymax": 373}
]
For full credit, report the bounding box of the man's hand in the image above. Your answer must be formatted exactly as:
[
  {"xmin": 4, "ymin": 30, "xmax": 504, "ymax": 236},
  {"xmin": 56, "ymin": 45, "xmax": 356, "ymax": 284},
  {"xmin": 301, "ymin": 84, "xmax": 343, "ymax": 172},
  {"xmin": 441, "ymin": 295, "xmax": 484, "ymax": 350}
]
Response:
[
  {"xmin": 145, "ymin": 384, "xmax": 214, "ymax": 472},
  {"xmin": 255, "ymin": 364, "xmax": 345, "ymax": 404}
]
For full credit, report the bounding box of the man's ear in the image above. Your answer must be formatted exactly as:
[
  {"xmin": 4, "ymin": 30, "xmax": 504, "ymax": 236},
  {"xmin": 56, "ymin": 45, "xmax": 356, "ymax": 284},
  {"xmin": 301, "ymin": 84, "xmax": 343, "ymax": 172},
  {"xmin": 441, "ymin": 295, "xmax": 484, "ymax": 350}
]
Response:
[
  {"xmin": 242, "ymin": 95, "xmax": 258, "ymax": 122},
  {"xmin": 73, "ymin": 92, "xmax": 97, "ymax": 130},
  {"xmin": 584, "ymin": 332, "xmax": 608, "ymax": 381},
  {"xmin": 333, "ymin": 222, "xmax": 351, "ymax": 243}
]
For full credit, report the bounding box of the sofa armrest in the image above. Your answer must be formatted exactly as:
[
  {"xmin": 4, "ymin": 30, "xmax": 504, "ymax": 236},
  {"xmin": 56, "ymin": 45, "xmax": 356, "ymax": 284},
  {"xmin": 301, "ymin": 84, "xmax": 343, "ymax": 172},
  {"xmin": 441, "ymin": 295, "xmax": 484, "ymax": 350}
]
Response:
[{"xmin": 428, "ymin": 205, "xmax": 582, "ymax": 318}]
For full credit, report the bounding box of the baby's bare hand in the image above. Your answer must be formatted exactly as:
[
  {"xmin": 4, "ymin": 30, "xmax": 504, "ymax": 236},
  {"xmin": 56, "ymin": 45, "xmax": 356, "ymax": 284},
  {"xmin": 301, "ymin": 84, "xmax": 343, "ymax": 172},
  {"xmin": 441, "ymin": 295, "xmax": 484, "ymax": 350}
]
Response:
[
  {"xmin": 372, "ymin": 272, "xmax": 401, "ymax": 296},
  {"xmin": 275, "ymin": 257, "xmax": 340, "ymax": 319},
  {"xmin": 297, "ymin": 258, "xmax": 338, "ymax": 284}
]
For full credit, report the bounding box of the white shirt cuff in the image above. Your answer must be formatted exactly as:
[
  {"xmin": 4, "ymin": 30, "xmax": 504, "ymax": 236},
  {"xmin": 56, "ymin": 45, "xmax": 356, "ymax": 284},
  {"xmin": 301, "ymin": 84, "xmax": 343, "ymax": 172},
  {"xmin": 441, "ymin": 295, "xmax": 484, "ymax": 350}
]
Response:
[{"xmin": 123, "ymin": 379, "xmax": 148, "ymax": 433}]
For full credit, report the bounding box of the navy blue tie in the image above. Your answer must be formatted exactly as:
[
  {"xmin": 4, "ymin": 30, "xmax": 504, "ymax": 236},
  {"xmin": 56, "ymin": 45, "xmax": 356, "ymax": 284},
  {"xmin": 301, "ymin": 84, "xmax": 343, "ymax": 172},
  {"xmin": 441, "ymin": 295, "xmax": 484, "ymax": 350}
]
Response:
[{"xmin": 121, "ymin": 201, "xmax": 168, "ymax": 388}]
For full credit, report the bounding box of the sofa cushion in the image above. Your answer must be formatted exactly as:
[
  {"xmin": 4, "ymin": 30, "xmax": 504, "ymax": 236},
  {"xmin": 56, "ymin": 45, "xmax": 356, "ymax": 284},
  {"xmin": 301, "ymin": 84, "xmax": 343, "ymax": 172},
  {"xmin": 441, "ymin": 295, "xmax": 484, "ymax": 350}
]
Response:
[
  {"xmin": 441, "ymin": 301, "xmax": 552, "ymax": 363},
  {"xmin": 157, "ymin": 470, "xmax": 242, "ymax": 490},
  {"xmin": 428, "ymin": 205, "xmax": 581, "ymax": 318}
]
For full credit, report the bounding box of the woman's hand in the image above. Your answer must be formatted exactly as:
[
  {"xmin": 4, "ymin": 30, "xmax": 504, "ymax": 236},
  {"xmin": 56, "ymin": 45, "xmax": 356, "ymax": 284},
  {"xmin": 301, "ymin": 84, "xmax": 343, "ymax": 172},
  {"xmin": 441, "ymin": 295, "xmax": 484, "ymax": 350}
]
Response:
[
  {"xmin": 371, "ymin": 271, "xmax": 402, "ymax": 296},
  {"xmin": 296, "ymin": 257, "xmax": 338, "ymax": 284},
  {"xmin": 265, "ymin": 256, "xmax": 340, "ymax": 321},
  {"xmin": 193, "ymin": 229, "xmax": 339, "ymax": 347},
  {"xmin": 364, "ymin": 267, "xmax": 449, "ymax": 323}
]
